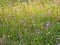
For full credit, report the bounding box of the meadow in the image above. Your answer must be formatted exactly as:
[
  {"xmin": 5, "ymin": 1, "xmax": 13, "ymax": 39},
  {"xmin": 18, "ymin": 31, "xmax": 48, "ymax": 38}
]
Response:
[{"xmin": 0, "ymin": 0, "xmax": 60, "ymax": 45}]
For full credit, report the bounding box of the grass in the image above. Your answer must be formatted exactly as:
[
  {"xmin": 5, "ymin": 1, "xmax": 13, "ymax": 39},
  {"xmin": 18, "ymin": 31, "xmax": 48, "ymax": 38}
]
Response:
[{"xmin": 0, "ymin": 0, "xmax": 60, "ymax": 45}]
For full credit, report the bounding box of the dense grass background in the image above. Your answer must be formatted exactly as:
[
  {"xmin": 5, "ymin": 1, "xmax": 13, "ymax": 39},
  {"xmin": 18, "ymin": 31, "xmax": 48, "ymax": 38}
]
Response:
[{"xmin": 0, "ymin": 0, "xmax": 60, "ymax": 45}]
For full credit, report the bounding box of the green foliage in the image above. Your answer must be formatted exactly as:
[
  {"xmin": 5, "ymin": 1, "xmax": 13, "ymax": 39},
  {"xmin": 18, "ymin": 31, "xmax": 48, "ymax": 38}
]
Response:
[{"xmin": 0, "ymin": 0, "xmax": 60, "ymax": 45}]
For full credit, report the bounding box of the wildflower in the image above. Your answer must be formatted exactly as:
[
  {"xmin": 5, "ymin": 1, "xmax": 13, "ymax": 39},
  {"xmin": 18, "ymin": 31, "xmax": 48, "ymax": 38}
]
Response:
[
  {"xmin": 44, "ymin": 23, "xmax": 49, "ymax": 26},
  {"xmin": 44, "ymin": 22, "xmax": 51, "ymax": 26},
  {"xmin": 36, "ymin": 30, "xmax": 40, "ymax": 34}
]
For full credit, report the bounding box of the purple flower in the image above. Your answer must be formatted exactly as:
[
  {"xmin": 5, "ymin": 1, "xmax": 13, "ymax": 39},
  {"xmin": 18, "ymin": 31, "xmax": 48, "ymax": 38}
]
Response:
[
  {"xmin": 44, "ymin": 23, "xmax": 49, "ymax": 26},
  {"xmin": 44, "ymin": 22, "xmax": 51, "ymax": 26},
  {"xmin": 36, "ymin": 30, "xmax": 40, "ymax": 34}
]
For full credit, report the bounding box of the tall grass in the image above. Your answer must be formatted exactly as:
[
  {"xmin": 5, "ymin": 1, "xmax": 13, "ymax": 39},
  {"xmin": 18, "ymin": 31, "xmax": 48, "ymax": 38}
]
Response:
[{"xmin": 0, "ymin": 0, "xmax": 60, "ymax": 45}]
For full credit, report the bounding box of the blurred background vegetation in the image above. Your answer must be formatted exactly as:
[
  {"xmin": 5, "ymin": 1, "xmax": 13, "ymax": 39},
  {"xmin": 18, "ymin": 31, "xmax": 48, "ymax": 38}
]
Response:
[{"xmin": 0, "ymin": 0, "xmax": 60, "ymax": 45}]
